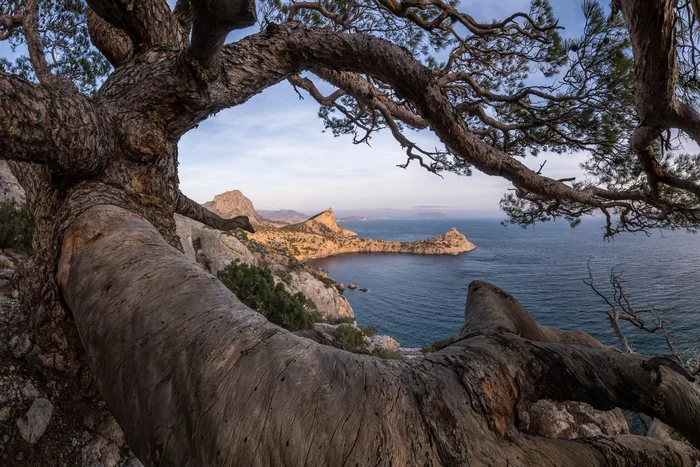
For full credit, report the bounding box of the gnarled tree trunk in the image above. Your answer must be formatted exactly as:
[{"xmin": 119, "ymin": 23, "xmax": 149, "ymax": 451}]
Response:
[{"xmin": 53, "ymin": 204, "xmax": 700, "ymax": 466}]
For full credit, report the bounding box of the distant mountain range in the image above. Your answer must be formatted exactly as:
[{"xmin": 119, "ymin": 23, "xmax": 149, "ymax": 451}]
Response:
[
  {"xmin": 258, "ymin": 209, "xmax": 309, "ymax": 225},
  {"xmin": 201, "ymin": 189, "xmax": 488, "ymax": 224}
]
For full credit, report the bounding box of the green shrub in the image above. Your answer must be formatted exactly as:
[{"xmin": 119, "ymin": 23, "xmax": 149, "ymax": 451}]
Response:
[
  {"xmin": 320, "ymin": 316, "xmax": 356, "ymax": 325},
  {"xmin": 362, "ymin": 326, "xmax": 378, "ymax": 338},
  {"xmin": 420, "ymin": 335, "xmax": 456, "ymax": 355},
  {"xmin": 0, "ymin": 200, "xmax": 32, "ymax": 251},
  {"xmin": 371, "ymin": 348, "xmax": 403, "ymax": 360},
  {"xmin": 273, "ymin": 268, "xmax": 293, "ymax": 285},
  {"xmin": 332, "ymin": 324, "xmax": 367, "ymax": 353},
  {"xmin": 217, "ymin": 262, "xmax": 315, "ymax": 332}
]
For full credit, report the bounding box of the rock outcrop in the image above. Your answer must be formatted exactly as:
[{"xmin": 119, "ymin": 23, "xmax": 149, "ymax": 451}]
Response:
[
  {"xmin": 252, "ymin": 209, "xmax": 476, "ymax": 261},
  {"xmin": 176, "ymin": 215, "xmax": 353, "ymax": 321},
  {"xmin": 202, "ymin": 190, "xmax": 282, "ymax": 226},
  {"xmin": 282, "ymin": 208, "xmax": 358, "ymax": 237},
  {"xmin": 0, "ymin": 162, "xmax": 24, "ymax": 203}
]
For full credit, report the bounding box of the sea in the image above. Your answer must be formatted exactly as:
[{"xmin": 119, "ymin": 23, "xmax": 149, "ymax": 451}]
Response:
[{"xmin": 309, "ymin": 218, "xmax": 700, "ymax": 355}]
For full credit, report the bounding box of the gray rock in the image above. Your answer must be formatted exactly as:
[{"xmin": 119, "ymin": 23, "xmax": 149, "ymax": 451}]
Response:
[
  {"xmin": 0, "ymin": 161, "xmax": 25, "ymax": 203},
  {"xmin": 97, "ymin": 413, "xmax": 126, "ymax": 447},
  {"xmin": 120, "ymin": 452, "xmax": 145, "ymax": 467},
  {"xmin": 0, "ymin": 405, "xmax": 11, "ymax": 422},
  {"xmin": 520, "ymin": 399, "xmax": 629, "ymax": 439},
  {"xmin": 9, "ymin": 333, "xmax": 32, "ymax": 358},
  {"xmin": 176, "ymin": 214, "xmax": 354, "ymax": 321},
  {"xmin": 82, "ymin": 435, "xmax": 119, "ymax": 467},
  {"xmin": 16, "ymin": 398, "xmax": 54, "ymax": 443},
  {"xmin": 21, "ymin": 381, "xmax": 40, "ymax": 399},
  {"xmin": 368, "ymin": 334, "xmax": 400, "ymax": 352}
]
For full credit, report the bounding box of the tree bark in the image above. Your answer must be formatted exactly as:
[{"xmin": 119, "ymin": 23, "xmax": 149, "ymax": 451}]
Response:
[{"xmin": 56, "ymin": 204, "xmax": 700, "ymax": 466}]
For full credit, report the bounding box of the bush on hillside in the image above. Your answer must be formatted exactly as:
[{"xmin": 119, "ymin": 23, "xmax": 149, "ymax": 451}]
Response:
[
  {"xmin": 217, "ymin": 261, "xmax": 315, "ymax": 331},
  {"xmin": 420, "ymin": 335, "xmax": 456, "ymax": 354},
  {"xmin": 371, "ymin": 347, "xmax": 403, "ymax": 360},
  {"xmin": 0, "ymin": 200, "xmax": 32, "ymax": 251},
  {"xmin": 332, "ymin": 323, "xmax": 368, "ymax": 353}
]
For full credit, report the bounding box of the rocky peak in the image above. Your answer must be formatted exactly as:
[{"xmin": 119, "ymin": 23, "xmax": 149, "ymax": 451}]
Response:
[
  {"xmin": 203, "ymin": 190, "xmax": 257, "ymax": 219},
  {"xmin": 202, "ymin": 190, "xmax": 282, "ymax": 226},
  {"xmin": 286, "ymin": 208, "xmax": 358, "ymax": 237}
]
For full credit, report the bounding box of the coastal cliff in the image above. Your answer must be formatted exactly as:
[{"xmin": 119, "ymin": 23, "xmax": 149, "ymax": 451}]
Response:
[
  {"xmin": 251, "ymin": 208, "xmax": 476, "ymax": 261},
  {"xmin": 175, "ymin": 215, "xmax": 353, "ymax": 321}
]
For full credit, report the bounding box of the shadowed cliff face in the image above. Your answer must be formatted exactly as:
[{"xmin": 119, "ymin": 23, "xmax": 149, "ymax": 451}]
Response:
[
  {"xmin": 253, "ymin": 209, "xmax": 477, "ymax": 261},
  {"xmin": 175, "ymin": 215, "xmax": 354, "ymax": 320}
]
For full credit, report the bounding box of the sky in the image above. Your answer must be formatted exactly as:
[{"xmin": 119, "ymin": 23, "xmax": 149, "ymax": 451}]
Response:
[{"xmin": 1, "ymin": 0, "xmax": 594, "ymax": 217}]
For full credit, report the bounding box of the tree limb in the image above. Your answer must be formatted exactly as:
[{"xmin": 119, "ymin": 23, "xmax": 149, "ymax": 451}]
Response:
[
  {"xmin": 212, "ymin": 23, "xmax": 635, "ymax": 207},
  {"xmin": 21, "ymin": 0, "xmax": 55, "ymax": 86},
  {"xmin": 189, "ymin": 0, "xmax": 257, "ymax": 72},
  {"xmin": 86, "ymin": 0, "xmax": 183, "ymax": 51},
  {"xmin": 175, "ymin": 191, "xmax": 254, "ymax": 232},
  {"xmin": 173, "ymin": 0, "xmax": 194, "ymax": 31},
  {"xmin": 87, "ymin": 8, "xmax": 133, "ymax": 67}
]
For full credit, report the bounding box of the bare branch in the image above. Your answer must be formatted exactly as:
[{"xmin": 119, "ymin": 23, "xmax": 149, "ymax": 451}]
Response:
[{"xmin": 87, "ymin": 8, "xmax": 133, "ymax": 67}]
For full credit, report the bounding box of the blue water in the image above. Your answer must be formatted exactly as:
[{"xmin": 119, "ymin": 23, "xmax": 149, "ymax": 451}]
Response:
[{"xmin": 309, "ymin": 219, "xmax": 700, "ymax": 355}]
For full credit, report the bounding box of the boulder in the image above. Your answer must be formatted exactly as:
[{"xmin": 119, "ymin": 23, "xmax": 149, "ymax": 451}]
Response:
[
  {"xmin": 337, "ymin": 283, "xmax": 345, "ymax": 292},
  {"xmin": 16, "ymin": 398, "xmax": 54, "ymax": 444},
  {"xmin": 348, "ymin": 283, "xmax": 357, "ymax": 290},
  {"xmin": 368, "ymin": 334, "xmax": 400, "ymax": 352}
]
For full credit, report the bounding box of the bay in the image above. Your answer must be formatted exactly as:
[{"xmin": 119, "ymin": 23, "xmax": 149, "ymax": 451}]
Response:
[{"xmin": 309, "ymin": 219, "xmax": 700, "ymax": 355}]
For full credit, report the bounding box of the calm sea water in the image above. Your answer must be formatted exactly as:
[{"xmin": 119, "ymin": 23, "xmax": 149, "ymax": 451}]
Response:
[{"xmin": 309, "ymin": 219, "xmax": 700, "ymax": 354}]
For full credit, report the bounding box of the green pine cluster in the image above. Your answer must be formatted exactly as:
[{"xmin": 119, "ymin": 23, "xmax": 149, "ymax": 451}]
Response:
[
  {"xmin": 217, "ymin": 261, "xmax": 316, "ymax": 332},
  {"xmin": 0, "ymin": 200, "xmax": 33, "ymax": 251}
]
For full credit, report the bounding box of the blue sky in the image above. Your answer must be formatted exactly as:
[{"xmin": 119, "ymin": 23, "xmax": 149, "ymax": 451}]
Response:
[{"xmin": 1, "ymin": 0, "xmax": 594, "ymax": 216}]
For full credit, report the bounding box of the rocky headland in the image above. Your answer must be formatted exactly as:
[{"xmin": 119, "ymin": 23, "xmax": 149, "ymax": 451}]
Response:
[
  {"xmin": 198, "ymin": 189, "xmax": 476, "ymax": 260},
  {"xmin": 250, "ymin": 207, "xmax": 476, "ymax": 261}
]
